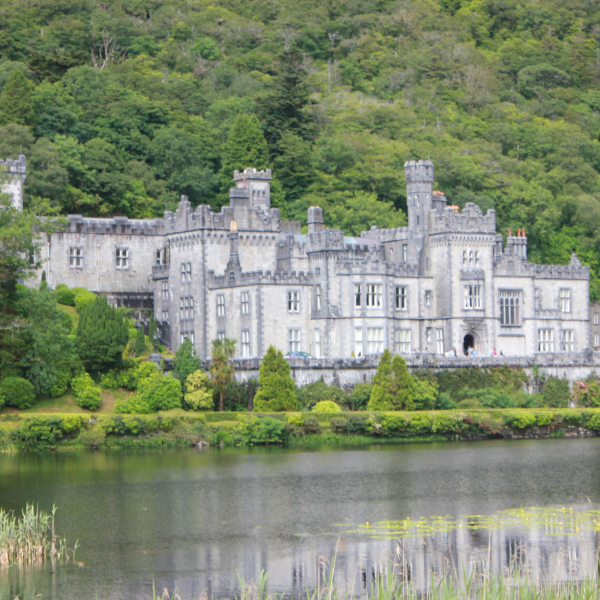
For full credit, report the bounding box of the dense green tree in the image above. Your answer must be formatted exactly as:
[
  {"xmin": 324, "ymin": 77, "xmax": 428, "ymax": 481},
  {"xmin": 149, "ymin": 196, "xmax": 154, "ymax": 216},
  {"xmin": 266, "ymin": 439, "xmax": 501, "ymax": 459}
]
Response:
[
  {"xmin": 258, "ymin": 49, "xmax": 316, "ymax": 155},
  {"xmin": 368, "ymin": 351, "xmax": 415, "ymax": 411},
  {"xmin": 210, "ymin": 338, "xmax": 236, "ymax": 412},
  {"xmin": 253, "ymin": 345, "xmax": 297, "ymax": 412},
  {"xmin": 76, "ymin": 296, "xmax": 129, "ymax": 372},
  {"xmin": 16, "ymin": 286, "xmax": 78, "ymax": 396},
  {"xmin": 0, "ymin": 69, "xmax": 34, "ymax": 127},
  {"xmin": 174, "ymin": 338, "xmax": 201, "ymax": 392}
]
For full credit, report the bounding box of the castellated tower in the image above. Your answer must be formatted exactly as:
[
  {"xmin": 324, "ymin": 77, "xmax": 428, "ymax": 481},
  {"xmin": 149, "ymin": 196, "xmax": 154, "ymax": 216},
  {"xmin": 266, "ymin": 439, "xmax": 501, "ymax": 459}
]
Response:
[
  {"xmin": 405, "ymin": 159, "xmax": 434, "ymax": 235},
  {"xmin": 0, "ymin": 155, "xmax": 26, "ymax": 211},
  {"xmin": 233, "ymin": 168, "xmax": 272, "ymax": 209}
]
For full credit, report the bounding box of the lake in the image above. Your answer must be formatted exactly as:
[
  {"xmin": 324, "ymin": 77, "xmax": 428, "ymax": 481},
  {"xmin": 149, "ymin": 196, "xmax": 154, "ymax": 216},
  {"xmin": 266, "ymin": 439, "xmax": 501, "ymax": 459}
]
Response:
[{"xmin": 1, "ymin": 438, "xmax": 600, "ymax": 600}]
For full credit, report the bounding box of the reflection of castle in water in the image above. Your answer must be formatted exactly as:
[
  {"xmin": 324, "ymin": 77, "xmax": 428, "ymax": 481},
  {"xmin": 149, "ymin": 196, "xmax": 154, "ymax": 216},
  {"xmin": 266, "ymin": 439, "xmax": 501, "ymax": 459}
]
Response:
[{"xmin": 279, "ymin": 515, "xmax": 600, "ymax": 597}]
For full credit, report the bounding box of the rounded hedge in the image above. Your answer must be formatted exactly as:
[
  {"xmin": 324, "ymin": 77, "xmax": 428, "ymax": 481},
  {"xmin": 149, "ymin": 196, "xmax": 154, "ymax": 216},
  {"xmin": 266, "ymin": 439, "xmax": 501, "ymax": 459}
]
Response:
[
  {"xmin": 55, "ymin": 284, "xmax": 76, "ymax": 306},
  {"xmin": 71, "ymin": 373, "xmax": 102, "ymax": 411},
  {"xmin": 0, "ymin": 377, "xmax": 36, "ymax": 410},
  {"xmin": 312, "ymin": 400, "xmax": 342, "ymax": 413}
]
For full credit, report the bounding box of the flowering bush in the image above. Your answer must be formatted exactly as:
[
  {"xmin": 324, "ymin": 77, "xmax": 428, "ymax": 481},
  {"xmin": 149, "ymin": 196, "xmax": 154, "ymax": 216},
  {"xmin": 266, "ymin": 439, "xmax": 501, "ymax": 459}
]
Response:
[{"xmin": 572, "ymin": 379, "xmax": 600, "ymax": 407}]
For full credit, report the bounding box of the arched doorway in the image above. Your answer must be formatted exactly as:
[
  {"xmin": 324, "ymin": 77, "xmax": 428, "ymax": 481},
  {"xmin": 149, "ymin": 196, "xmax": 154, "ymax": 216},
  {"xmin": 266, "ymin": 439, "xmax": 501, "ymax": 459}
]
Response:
[{"xmin": 463, "ymin": 334, "xmax": 475, "ymax": 356}]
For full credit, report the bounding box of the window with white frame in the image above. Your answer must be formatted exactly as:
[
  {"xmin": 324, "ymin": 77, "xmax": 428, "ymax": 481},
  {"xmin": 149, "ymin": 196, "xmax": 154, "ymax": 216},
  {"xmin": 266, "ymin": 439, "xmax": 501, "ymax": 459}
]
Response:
[
  {"xmin": 355, "ymin": 327, "xmax": 363, "ymax": 356},
  {"xmin": 161, "ymin": 281, "xmax": 169, "ymax": 301},
  {"xmin": 288, "ymin": 329, "xmax": 300, "ymax": 353},
  {"xmin": 155, "ymin": 250, "xmax": 162, "ymax": 265},
  {"xmin": 595, "ymin": 313, "xmax": 600, "ymax": 326},
  {"xmin": 314, "ymin": 329, "xmax": 321, "ymax": 358},
  {"xmin": 354, "ymin": 284, "xmax": 361, "ymax": 307},
  {"xmin": 500, "ymin": 291, "xmax": 521, "ymax": 326},
  {"xmin": 217, "ymin": 331, "xmax": 225, "ymax": 341},
  {"xmin": 367, "ymin": 328, "xmax": 383, "ymax": 353},
  {"xmin": 69, "ymin": 247, "xmax": 82, "ymax": 268},
  {"xmin": 463, "ymin": 249, "xmax": 479, "ymax": 267},
  {"xmin": 316, "ymin": 285, "xmax": 322, "ymax": 310},
  {"xmin": 180, "ymin": 296, "xmax": 194, "ymax": 319},
  {"xmin": 181, "ymin": 331, "xmax": 195, "ymax": 344},
  {"xmin": 595, "ymin": 333, "xmax": 600, "ymax": 347},
  {"xmin": 462, "ymin": 250, "xmax": 467, "ymax": 266},
  {"xmin": 241, "ymin": 291, "xmax": 250, "ymax": 315},
  {"xmin": 561, "ymin": 330, "xmax": 574, "ymax": 352},
  {"xmin": 241, "ymin": 330, "xmax": 250, "ymax": 358},
  {"xmin": 216, "ymin": 294, "xmax": 225, "ymax": 317},
  {"xmin": 161, "ymin": 310, "xmax": 169, "ymax": 321},
  {"xmin": 436, "ymin": 328, "xmax": 444, "ymax": 354},
  {"xmin": 396, "ymin": 286, "xmax": 407, "ymax": 310},
  {"xmin": 425, "ymin": 290, "xmax": 432, "ymax": 306},
  {"xmin": 181, "ymin": 262, "xmax": 192, "ymax": 282},
  {"xmin": 538, "ymin": 329, "xmax": 554, "ymax": 352},
  {"xmin": 115, "ymin": 247, "xmax": 129, "ymax": 269},
  {"xmin": 394, "ymin": 329, "xmax": 410, "ymax": 354},
  {"xmin": 559, "ymin": 289, "xmax": 571, "ymax": 313},
  {"xmin": 464, "ymin": 285, "xmax": 482, "ymax": 309},
  {"xmin": 426, "ymin": 328, "xmax": 432, "ymax": 344},
  {"xmin": 366, "ymin": 284, "xmax": 382, "ymax": 307},
  {"xmin": 288, "ymin": 291, "xmax": 299, "ymax": 312}
]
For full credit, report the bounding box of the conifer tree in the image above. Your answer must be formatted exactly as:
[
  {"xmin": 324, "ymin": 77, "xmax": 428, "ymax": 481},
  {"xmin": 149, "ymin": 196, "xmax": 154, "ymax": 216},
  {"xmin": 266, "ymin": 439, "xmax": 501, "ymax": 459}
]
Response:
[
  {"xmin": 210, "ymin": 337, "xmax": 236, "ymax": 412},
  {"xmin": 253, "ymin": 345, "xmax": 297, "ymax": 412},
  {"xmin": 76, "ymin": 296, "xmax": 128, "ymax": 372},
  {"xmin": 0, "ymin": 69, "xmax": 35, "ymax": 128},
  {"xmin": 258, "ymin": 49, "xmax": 316, "ymax": 156},
  {"xmin": 220, "ymin": 113, "xmax": 269, "ymax": 193},
  {"xmin": 367, "ymin": 349, "xmax": 395, "ymax": 410},
  {"xmin": 368, "ymin": 351, "xmax": 415, "ymax": 411},
  {"xmin": 134, "ymin": 326, "xmax": 146, "ymax": 356},
  {"xmin": 391, "ymin": 354, "xmax": 415, "ymax": 410}
]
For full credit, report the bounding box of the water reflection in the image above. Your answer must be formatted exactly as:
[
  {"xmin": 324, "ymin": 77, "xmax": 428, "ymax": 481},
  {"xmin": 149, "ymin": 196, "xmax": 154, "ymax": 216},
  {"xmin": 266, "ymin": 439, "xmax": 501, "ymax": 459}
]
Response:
[{"xmin": 1, "ymin": 439, "xmax": 600, "ymax": 599}]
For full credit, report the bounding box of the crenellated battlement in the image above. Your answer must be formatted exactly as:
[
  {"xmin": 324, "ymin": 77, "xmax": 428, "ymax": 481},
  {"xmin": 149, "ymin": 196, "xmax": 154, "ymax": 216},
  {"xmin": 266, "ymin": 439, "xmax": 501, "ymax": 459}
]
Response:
[
  {"xmin": 494, "ymin": 253, "xmax": 590, "ymax": 280},
  {"xmin": 432, "ymin": 203, "xmax": 496, "ymax": 234},
  {"xmin": 360, "ymin": 225, "xmax": 409, "ymax": 242},
  {"xmin": 0, "ymin": 155, "xmax": 26, "ymax": 175},
  {"xmin": 208, "ymin": 268, "xmax": 313, "ymax": 288},
  {"xmin": 65, "ymin": 214, "xmax": 165, "ymax": 235}
]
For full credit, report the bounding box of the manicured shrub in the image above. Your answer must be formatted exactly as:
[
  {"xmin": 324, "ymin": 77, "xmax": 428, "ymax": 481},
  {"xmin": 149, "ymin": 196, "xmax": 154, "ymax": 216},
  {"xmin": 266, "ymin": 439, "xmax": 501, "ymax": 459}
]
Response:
[
  {"xmin": 77, "ymin": 423, "xmax": 106, "ymax": 448},
  {"xmin": 503, "ymin": 411, "xmax": 537, "ymax": 430},
  {"xmin": 49, "ymin": 369, "xmax": 71, "ymax": 398},
  {"xmin": 12, "ymin": 417, "xmax": 64, "ymax": 450},
  {"xmin": 379, "ymin": 413, "xmax": 409, "ymax": 435},
  {"xmin": 330, "ymin": 417, "xmax": 349, "ymax": 433},
  {"xmin": 234, "ymin": 415, "xmax": 288, "ymax": 444},
  {"xmin": 543, "ymin": 376, "xmax": 570, "ymax": 408},
  {"xmin": 71, "ymin": 373, "xmax": 102, "ymax": 410},
  {"xmin": 253, "ymin": 346, "xmax": 297, "ymax": 412},
  {"xmin": 313, "ymin": 400, "xmax": 342, "ymax": 413},
  {"xmin": 296, "ymin": 379, "xmax": 350, "ymax": 409},
  {"xmin": 72, "ymin": 288, "xmax": 96, "ymax": 311},
  {"xmin": 301, "ymin": 416, "xmax": 320, "ymax": 434},
  {"xmin": 136, "ymin": 373, "xmax": 182, "ymax": 411},
  {"xmin": 55, "ymin": 284, "xmax": 76, "ymax": 306},
  {"xmin": 0, "ymin": 377, "xmax": 36, "ymax": 410},
  {"xmin": 185, "ymin": 370, "xmax": 214, "ymax": 410}
]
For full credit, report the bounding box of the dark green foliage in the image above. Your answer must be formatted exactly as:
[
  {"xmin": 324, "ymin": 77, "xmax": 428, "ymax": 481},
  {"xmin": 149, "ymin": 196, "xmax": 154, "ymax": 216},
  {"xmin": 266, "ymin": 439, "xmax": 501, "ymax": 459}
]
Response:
[
  {"xmin": 234, "ymin": 415, "xmax": 289, "ymax": 444},
  {"xmin": 0, "ymin": 376, "xmax": 35, "ymax": 409},
  {"xmin": 134, "ymin": 327, "xmax": 146, "ymax": 357},
  {"xmin": 55, "ymin": 284, "xmax": 75, "ymax": 306},
  {"xmin": 173, "ymin": 338, "xmax": 201, "ymax": 390},
  {"xmin": 349, "ymin": 383, "xmax": 373, "ymax": 410},
  {"xmin": 434, "ymin": 367, "xmax": 529, "ymax": 397},
  {"xmin": 543, "ymin": 376, "xmax": 570, "ymax": 408},
  {"xmin": 296, "ymin": 379, "xmax": 350, "ymax": 409},
  {"xmin": 253, "ymin": 346, "xmax": 297, "ymax": 412},
  {"xmin": 76, "ymin": 296, "xmax": 128, "ymax": 372},
  {"xmin": 0, "ymin": 69, "xmax": 34, "ymax": 127},
  {"xmin": 436, "ymin": 393, "xmax": 458, "ymax": 410}
]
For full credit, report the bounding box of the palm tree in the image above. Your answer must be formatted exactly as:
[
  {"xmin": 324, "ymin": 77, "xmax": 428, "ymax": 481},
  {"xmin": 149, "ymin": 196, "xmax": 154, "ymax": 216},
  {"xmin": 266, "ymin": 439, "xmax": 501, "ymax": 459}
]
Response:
[{"xmin": 210, "ymin": 338, "xmax": 236, "ymax": 412}]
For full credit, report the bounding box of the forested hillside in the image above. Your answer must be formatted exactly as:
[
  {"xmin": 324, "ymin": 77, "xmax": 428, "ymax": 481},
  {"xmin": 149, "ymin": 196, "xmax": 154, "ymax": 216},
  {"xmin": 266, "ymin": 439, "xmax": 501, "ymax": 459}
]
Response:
[{"xmin": 2, "ymin": 0, "xmax": 600, "ymax": 296}]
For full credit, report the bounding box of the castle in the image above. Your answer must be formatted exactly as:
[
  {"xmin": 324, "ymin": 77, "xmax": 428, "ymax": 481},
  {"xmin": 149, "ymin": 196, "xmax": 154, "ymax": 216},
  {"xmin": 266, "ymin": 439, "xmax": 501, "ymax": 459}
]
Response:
[{"xmin": 4, "ymin": 157, "xmax": 591, "ymax": 360}]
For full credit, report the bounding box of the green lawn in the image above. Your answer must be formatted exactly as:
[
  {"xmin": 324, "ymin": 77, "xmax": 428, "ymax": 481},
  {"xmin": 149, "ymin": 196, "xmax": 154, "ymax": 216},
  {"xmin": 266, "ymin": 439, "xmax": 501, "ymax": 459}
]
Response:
[{"xmin": 56, "ymin": 303, "xmax": 79, "ymax": 334}]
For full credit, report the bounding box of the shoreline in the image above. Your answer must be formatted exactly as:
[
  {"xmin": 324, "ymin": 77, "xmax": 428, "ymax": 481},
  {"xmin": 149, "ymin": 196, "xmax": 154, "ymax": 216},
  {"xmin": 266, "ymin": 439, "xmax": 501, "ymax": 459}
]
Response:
[{"xmin": 1, "ymin": 408, "xmax": 599, "ymax": 451}]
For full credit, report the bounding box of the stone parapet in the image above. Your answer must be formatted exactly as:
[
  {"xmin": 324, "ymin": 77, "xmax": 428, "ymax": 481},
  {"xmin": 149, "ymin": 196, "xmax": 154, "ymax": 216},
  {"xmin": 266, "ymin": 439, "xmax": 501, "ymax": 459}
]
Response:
[
  {"xmin": 66, "ymin": 215, "xmax": 165, "ymax": 235},
  {"xmin": 432, "ymin": 203, "xmax": 496, "ymax": 234},
  {"xmin": 208, "ymin": 268, "xmax": 313, "ymax": 289}
]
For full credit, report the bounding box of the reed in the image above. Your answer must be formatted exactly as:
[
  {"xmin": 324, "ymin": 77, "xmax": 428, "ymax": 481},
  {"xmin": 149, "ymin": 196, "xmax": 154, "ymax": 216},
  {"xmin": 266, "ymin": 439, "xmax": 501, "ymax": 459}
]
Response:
[{"xmin": 0, "ymin": 504, "xmax": 77, "ymax": 566}]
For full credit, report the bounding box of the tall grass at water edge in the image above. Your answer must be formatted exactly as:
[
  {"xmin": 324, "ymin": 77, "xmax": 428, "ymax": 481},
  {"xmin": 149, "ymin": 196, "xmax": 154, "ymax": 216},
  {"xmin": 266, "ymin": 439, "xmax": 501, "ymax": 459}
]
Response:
[
  {"xmin": 0, "ymin": 504, "xmax": 76, "ymax": 566},
  {"xmin": 152, "ymin": 537, "xmax": 600, "ymax": 600}
]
